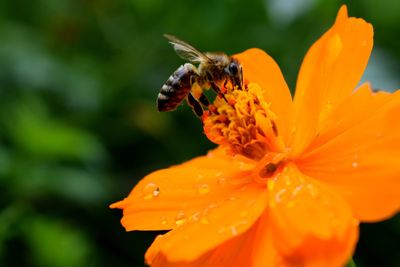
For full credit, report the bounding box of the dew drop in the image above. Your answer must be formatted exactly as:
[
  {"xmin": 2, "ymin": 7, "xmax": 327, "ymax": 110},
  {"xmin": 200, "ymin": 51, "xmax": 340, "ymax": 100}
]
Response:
[
  {"xmin": 197, "ymin": 184, "xmax": 210, "ymax": 195},
  {"xmin": 160, "ymin": 216, "xmax": 168, "ymax": 225},
  {"xmin": 175, "ymin": 212, "xmax": 187, "ymax": 226},
  {"xmin": 286, "ymin": 201, "xmax": 295, "ymax": 208},
  {"xmin": 218, "ymin": 177, "xmax": 227, "ymax": 186},
  {"xmin": 292, "ymin": 184, "xmax": 304, "ymax": 197},
  {"xmin": 192, "ymin": 212, "xmax": 201, "ymax": 221},
  {"xmin": 142, "ymin": 182, "xmax": 160, "ymax": 200},
  {"xmin": 208, "ymin": 203, "xmax": 218, "ymax": 209},
  {"xmin": 323, "ymin": 101, "xmax": 334, "ymax": 115},
  {"xmin": 215, "ymin": 171, "xmax": 223, "ymax": 177},
  {"xmin": 267, "ymin": 179, "xmax": 275, "ymax": 191},
  {"xmin": 307, "ymin": 184, "xmax": 319, "ymax": 199},
  {"xmin": 246, "ymin": 199, "xmax": 256, "ymax": 207},
  {"xmin": 239, "ymin": 162, "xmax": 252, "ymax": 171},
  {"xmin": 275, "ymin": 188, "xmax": 286, "ymax": 203},
  {"xmin": 352, "ymin": 162, "xmax": 359, "ymax": 168},
  {"xmin": 230, "ymin": 226, "xmax": 238, "ymax": 236},
  {"xmin": 200, "ymin": 217, "xmax": 209, "ymax": 224},
  {"xmin": 376, "ymin": 132, "xmax": 384, "ymax": 144}
]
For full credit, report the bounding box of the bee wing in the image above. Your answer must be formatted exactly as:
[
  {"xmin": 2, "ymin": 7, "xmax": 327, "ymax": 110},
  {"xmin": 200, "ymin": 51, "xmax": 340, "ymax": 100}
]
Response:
[{"xmin": 164, "ymin": 34, "xmax": 211, "ymax": 64}]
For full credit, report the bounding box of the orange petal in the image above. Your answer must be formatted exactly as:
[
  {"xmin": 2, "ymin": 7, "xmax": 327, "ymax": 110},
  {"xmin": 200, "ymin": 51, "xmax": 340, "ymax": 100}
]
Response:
[
  {"xmin": 251, "ymin": 212, "xmax": 283, "ymax": 266},
  {"xmin": 111, "ymin": 147, "xmax": 257, "ymax": 230},
  {"xmin": 304, "ymin": 83, "xmax": 391, "ymax": 151},
  {"xmin": 234, "ymin": 48, "xmax": 293, "ymax": 144},
  {"xmin": 268, "ymin": 163, "xmax": 358, "ymax": 267},
  {"xmin": 290, "ymin": 5, "xmax": 374, "ymax": 156},
  {"xmin": 148, "ymin": 214, "xmax": 283, "ymax": 267},
  {"xmin": 297, "ymin": 88, "xmax": 400, "ymax": 222},
  {"xmin": 144, "ymin": 182, "xmax": 268, "ymax": 262},
  {"xmin": 148, "ymin": 224, "xmax": 258, "ymax": 267}
]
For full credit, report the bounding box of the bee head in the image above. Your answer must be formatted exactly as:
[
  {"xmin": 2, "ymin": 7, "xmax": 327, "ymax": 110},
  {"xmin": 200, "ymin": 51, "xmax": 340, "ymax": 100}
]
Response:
[{"xmin": 225, "ymin": 59, "xmax": 243, "ymax": 89}]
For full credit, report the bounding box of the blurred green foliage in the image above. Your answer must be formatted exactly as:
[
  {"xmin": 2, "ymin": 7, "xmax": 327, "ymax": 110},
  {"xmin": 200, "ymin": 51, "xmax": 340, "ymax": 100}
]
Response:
[{"xmin": 0, "ymin": 0, "xmax": 399, "ymax": 266}]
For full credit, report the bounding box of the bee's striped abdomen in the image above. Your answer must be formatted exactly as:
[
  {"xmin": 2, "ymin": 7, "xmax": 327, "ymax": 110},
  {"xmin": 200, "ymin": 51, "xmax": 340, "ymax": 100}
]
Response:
[{"xmin": 157, "ymin": 63, "xmax": 198, "ymax": 112}]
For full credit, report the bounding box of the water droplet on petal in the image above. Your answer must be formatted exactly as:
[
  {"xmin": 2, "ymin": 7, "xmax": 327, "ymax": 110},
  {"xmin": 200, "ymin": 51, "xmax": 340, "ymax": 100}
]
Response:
[
  {"xmin": 200, "ymin": 217, "xmax": 209, "ymax": 224},
  {"xmin": 215, "ymin": 171, "xmax": 223, "ymax": 177},
  {"xmin": 208, "ymin": 203, "xmax": 218, "ymax": 209},
  {"xmin": 239, "ymin": 162, "xmax": 252, "ymax": 171},
  {"xmin": 286, "ymin": 201, "xmax": 295, "ymax": 208},
  {"xmin": 292, "ymin": 184, "xmax": 304, "ymax": 196},
  {"xmin": 267, "ymin": 179, "xmax": 275, "ymax": 191},
  {"xmin": 352, "ymin": 161, "xmax": 359, "ymax": 168},
  {"xmin": 197, "ymin": 184, "xmax": 210, "ymax": 195},
  {"xmin": 275, "ymin": 188, "xmax": 286, "ymax": 203},
  {"xmin": 192, "ymin": 212, "xmax": 201, "ymax": 221},
  {"xmin": 323, "ymin": 101, "xmax": 334, "ymax": 117},
  {"xmin": 142, "ymin": 182, "xmax": 160, "ymax": 200},
  {"xmin": 230, "ymin": 226, "xmax": 238, "ymax": 236},
  {"xmin": 307, "ymin": 184, "xmax": 320, "ymax": 199},
  {"xmin": 160, "ymin": 216, "xmax": 168, "ymax": 225},
  {"xmin": 218, "ymin": 177, "xmax": 227, "ymax": 186},
  {"xmin": 175, "ymin": 212, "xmax": 187, "ymax": 226}
]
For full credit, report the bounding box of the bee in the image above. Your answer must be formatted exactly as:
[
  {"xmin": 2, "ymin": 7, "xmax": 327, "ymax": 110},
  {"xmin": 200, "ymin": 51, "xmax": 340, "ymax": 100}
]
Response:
[{"xmin": 157, "ymin": 34, "xmax": 243, "ymax": 117}]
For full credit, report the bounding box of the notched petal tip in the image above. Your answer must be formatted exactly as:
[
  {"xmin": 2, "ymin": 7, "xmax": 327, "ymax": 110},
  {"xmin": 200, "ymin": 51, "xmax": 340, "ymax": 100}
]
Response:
[
  {"xmin": 290, "ymin": 4, "xmax": 374, "ymax": 156},
  {"xmin": 109, "ymin": 200, "xmax": 125, "ymax": 209},
  {"xmin": 336, "ymin": 5, "xmax": 348, "ymax": 24}
]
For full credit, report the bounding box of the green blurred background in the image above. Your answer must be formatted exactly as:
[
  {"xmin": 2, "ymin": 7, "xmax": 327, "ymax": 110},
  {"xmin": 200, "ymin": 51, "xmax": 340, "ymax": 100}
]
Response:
[{"xmin": 0, "ymin": 0, "xmax": 399, "ymax": 266}]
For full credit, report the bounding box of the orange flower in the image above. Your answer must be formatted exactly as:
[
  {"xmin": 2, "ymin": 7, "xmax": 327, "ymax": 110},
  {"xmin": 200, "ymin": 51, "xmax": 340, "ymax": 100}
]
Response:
[{"xmin": 111, "ymin": 6, "xmax": 400, "ymax": 267}]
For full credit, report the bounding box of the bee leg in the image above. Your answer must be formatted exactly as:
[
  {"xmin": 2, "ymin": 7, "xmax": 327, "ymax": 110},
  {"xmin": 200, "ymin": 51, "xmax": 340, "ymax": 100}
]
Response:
[
  {"xmin": 187, "ymin": 93, "xmax": 203, "ymax": 117},
  {"xmin": 198, "ymin": 93, "xmax": 210, "ymax": 107},
  {"xmin": 223, "ymin": 79, "xmax": 228, "ymax": 89},
  {"xmin": 210, "ymin": 82, "xmax": 228, "ymax": 102}
]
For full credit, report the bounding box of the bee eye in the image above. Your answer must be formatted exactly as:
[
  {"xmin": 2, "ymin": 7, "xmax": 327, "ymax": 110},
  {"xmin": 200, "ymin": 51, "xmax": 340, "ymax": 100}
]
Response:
[{"xmin": 229, "ymin": 62, "xmax": 239, "ymax": 75}]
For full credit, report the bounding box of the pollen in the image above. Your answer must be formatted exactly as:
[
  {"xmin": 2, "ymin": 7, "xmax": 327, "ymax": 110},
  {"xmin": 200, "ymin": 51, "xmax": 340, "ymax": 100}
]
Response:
[{"xmin": 203, "ymin": 83, "xmax": 285, "ymax": 160}]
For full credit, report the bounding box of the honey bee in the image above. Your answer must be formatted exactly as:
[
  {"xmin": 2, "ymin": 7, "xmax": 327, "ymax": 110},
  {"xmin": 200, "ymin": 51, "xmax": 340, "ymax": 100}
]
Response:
[{"xmin": 157, "ymin": 34, "xmax": 243, "ymax": 117}]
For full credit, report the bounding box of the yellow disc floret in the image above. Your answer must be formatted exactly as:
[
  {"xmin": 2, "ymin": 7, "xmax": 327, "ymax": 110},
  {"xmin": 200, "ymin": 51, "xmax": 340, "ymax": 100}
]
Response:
[{"xmin": 203, "ymin": 83, "xmax": 285, "ymax": 160}]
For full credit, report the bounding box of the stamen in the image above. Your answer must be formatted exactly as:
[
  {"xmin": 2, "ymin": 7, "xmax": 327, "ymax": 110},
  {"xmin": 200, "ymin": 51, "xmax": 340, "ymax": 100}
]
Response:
[{"xmin": 202, "ymin": 83, "xmax": 286, "ymax": 160}]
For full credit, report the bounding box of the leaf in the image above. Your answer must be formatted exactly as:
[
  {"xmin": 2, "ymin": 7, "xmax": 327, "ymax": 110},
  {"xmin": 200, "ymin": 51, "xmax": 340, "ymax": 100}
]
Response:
[{"xmin": 346, "ymin": 258, "xmax": 357, "ymax": 267}]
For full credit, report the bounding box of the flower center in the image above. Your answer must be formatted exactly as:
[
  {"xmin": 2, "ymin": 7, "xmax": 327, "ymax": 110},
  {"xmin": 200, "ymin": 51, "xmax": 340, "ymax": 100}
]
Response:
[{"xmin": 202, "ymin": 83, "xmax": 286, "ymax": 160}]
